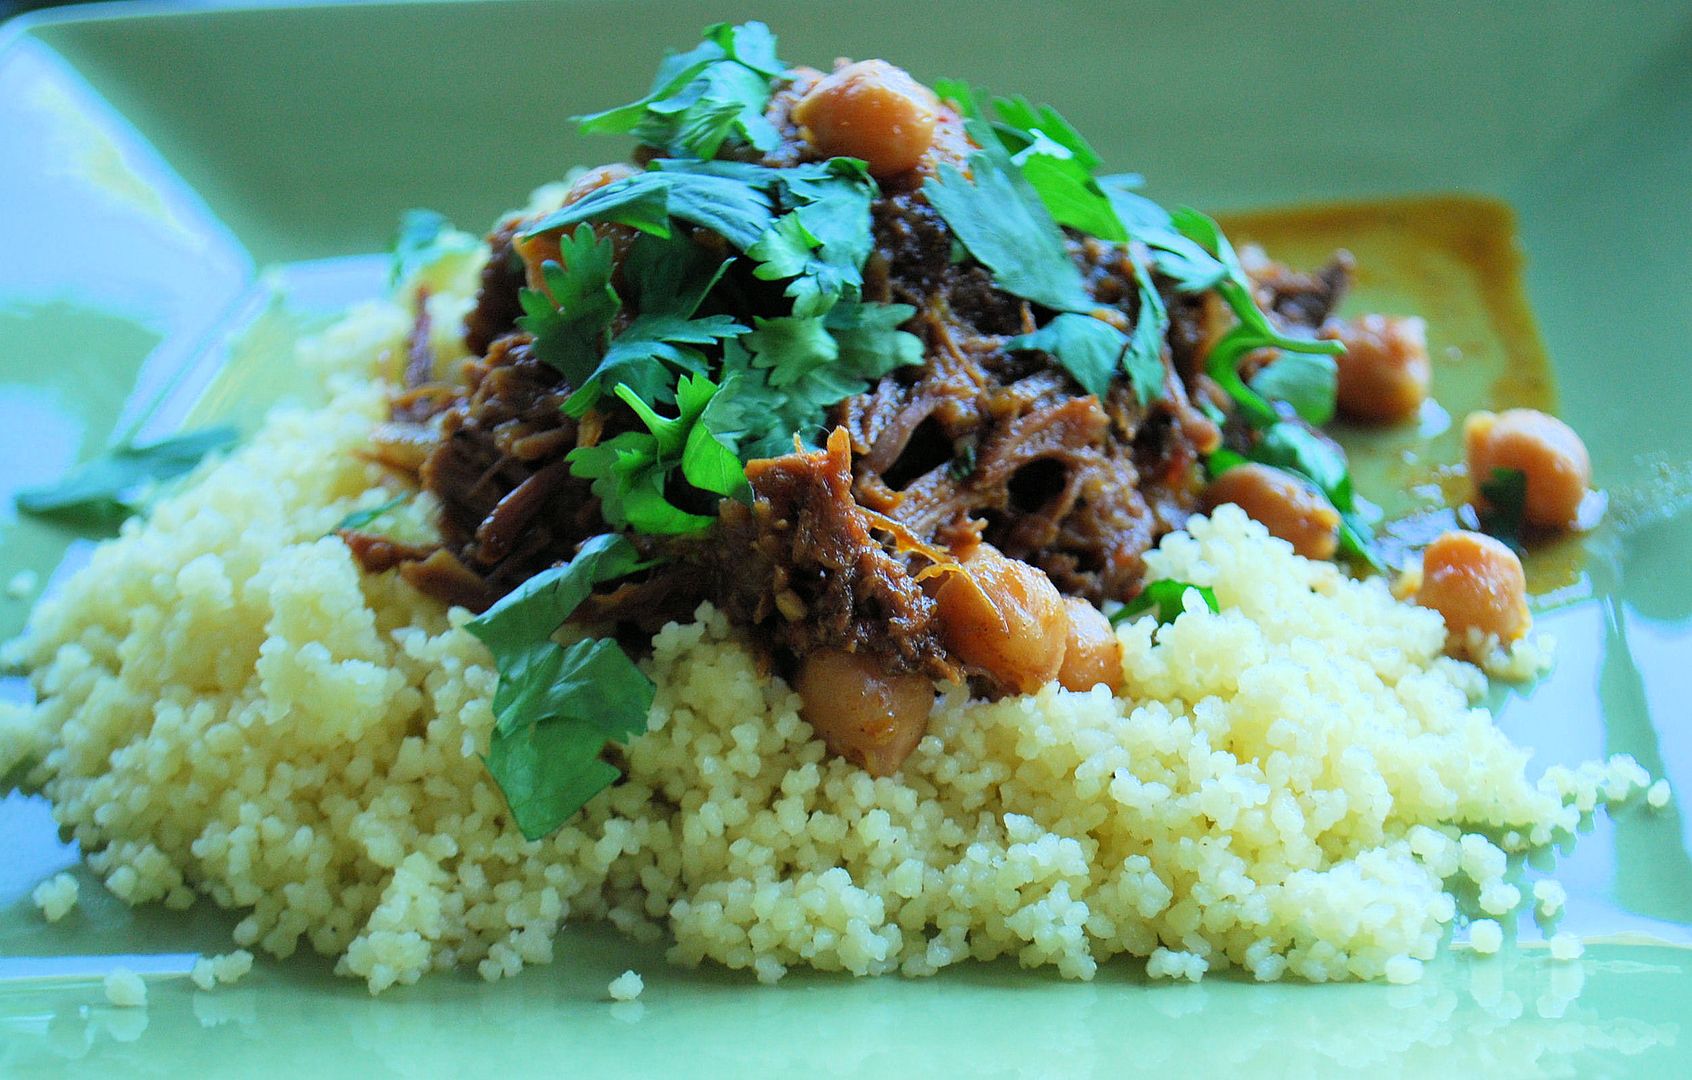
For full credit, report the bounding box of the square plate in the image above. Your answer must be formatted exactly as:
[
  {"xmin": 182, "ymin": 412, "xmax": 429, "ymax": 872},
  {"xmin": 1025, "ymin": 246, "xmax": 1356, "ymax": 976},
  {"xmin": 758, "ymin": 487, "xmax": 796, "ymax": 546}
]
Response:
[{"xmin": 3, "ymin": 2, "xmax": 1691, "ymax": 1074}]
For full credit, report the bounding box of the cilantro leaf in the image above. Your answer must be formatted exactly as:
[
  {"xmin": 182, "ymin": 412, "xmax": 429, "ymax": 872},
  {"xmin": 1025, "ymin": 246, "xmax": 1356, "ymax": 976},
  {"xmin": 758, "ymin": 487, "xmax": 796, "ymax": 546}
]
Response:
[
  {"xmin": 1249, "ymin": 351, "xmax": 1338, "ymax": 426},
  {"xmin": 522, "ymin": 167, "xmax": 778, "ymax": 253},
  {"xmin": 619, "ymin": 231, "xmax": 735, "ymax": 319},
  {"xmin": 515, "ymin": 226, "xmax": 621, "ymax": 386},
  {"xmin": 1007, "ymin": 313, "xmax": 1129, "ymax": 401},
  {"xmin": 713, "ymin": 302, "xmax": 923, "ymax": 460},
  {"xmin": 331, "ymin": 493, "xmax": 409, "ymax": 534},
  {"xmin": 1111, "ymin": 580, "xmax": 1219, "ymax": 626},
  {"xmin": 1166, "ymin": 207, "xmax": 1345, "ymax": 430},
  {"xmin": 744, "ymin": 315, "xmax": 838, "ymax": 387},
  {"xmin": 1101, "ymin": 184, "xmax": 1228, "ymax": 293},
  {"xmin": 566, "ymin": 312, "xmax": 747, "ymax": 416},
  {"xmin": 935, "ymin": 84, "xmax": 1124, "ymax": 244},
  {"xmin": 466, "ymin": 534, "xmax": 655, "ymax": 839},
  {"xmin": 1125, "ymin": 270, "xmax": 1172, "ymax": 407},
  {"xmin": 15, "ymin": 426, "xmax": 239, "ymax": 527},
  {"xmin": 567, "ymin": 374, "xmax": 747, "ymax": 534},
  {"xmin": 922, "ymin": 129, "xmax": 1094, "ymax": 313},
  {"xmin": 574, "ymin": 21, "xmax": 786, "ymax": 160},
  {"xmin": 1477, "ymin": 466, "xmax": 1528, "ymax": 550},
  {"xmin": 749, "ymin": 158, "xmax": 876, "ymax": 317}
]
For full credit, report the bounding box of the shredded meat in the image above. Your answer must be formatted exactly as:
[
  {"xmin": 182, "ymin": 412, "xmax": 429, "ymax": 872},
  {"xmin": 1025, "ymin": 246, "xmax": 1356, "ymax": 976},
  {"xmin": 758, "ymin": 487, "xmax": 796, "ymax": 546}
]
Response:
[
  {"xmin": 714, "ymin": 428, "xmax": 952, "ymax": 679},
  {"xmin": 346, "ymin": 67, "xmax": 1355, "ymax": 687}
]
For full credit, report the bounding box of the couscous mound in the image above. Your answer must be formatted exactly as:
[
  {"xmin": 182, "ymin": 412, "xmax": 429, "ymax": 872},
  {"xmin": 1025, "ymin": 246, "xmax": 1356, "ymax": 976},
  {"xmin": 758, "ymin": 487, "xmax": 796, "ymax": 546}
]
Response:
[{"xmin": 2, "ymin": 296, "xmax": 1649, "ymax": 994}]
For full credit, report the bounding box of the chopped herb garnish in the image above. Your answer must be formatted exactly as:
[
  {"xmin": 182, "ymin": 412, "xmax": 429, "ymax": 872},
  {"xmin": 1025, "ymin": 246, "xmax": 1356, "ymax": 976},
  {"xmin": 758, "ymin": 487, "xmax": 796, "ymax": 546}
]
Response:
[
  {"xmin": 923, "ymin": 128, "xmax": 1094, "ymax": 313},
  {"xmin": 948, "ymin": 443, "xmax": 978, "ymax": 482},
  {"xmin": 1248, "ymin": 351, "xmax": 1339, "ymax": 427},
  {"xmin": 1006, "ymin": 313, "xmax": 1130, "ymax": 401},
  {"xmin": 936, "ymin": 83, "xmax": 1126, "ymax": 244},
  {"xmin": 573, "ymin": 22, "xmax": 787, "ymax": 160},
  {"xmin": 331, "ymin": 494, "xmax": 409, "ymax": 534},
  {"xmin": 567, "ymin": 373, "xmax": 747, "ymax": 535},
  {"xmin": 466, "ymin": 533, "xmax": 655, "ymax": 840},
  {"xmin": 1212, "ymin": 425, "xmax": 1384, "ymax": 569},
  {"xmin": 522, "ymin": 165, "xmax": 778, "ymax": 252},
  {"xmin": 1477, "ymin": 466, "xmax": 1528, "ymax": 550},
  {"xmin": 748, "ymin": 157, "xmax": 877, "ymax": 317},
  {"xmin": 563, "ymin": 311, "xmax": 748, "ymax": 417},
  {"xmin": 15, "ymin": 426, "xmax": 239, "ymax": 528},
  {"xmin": 1111, "ymin": 579, "xmax": 1219, "ymax": 626},
  {"xmin": 712, "ymin": 302, "xmax": 923, "ymax": 460},
  {"xmin": 1158, "ymin": 208, "xmax": 1344, "ymax": 429},
  {"xmin": 516, "ymin": 226, "xmax": 622, "ymax": 387}
]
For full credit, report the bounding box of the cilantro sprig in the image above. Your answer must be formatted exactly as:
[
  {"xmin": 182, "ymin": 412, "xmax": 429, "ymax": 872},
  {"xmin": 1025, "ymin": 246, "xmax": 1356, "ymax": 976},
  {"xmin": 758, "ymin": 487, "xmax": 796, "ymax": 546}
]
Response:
[
  {"xmin": 567, "ymin": 373, "xmax": 748, "ymax": 535},
  {"xmin": 574, "ymin": 22, "xmax": 787, "ymax": 161},
  {"xmin": 15, "ymin": 426, "xmax": 239, "ymax": 528},
  {"xmin": 1007, "ymin": 312, "xmax": 1166, "ymax": 404},
  {"xmin": 713, "ymin": 301, "xmax": 924, "ymax": 460},
  {"xmin": 466, "ymin": 534, "xmax": 655, "ymax": 840},
  {"xmin": 1110, "ymin": 580, "xmax": 1219, "ymax": 626},
  {"xmin": 748, "ymin": 157, "xmax": 878, "ymax": 317},
  {"xmin": 1477, "ymin": 466, "xmax": 1528, "ymax": 551},
  {"xmin": 923, "ymin": 128, "xmax": 1095, "ymax": 314},
  {"xmin": 935, "ymin": 81, "xmax": 1125, "ymax": 243}
]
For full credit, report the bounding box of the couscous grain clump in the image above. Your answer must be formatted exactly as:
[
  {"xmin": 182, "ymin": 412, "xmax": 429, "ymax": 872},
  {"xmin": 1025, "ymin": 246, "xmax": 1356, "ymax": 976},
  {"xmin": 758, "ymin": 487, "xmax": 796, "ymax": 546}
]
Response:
[{"xmin": 1, "ymin": 292, "xmax": 1650, "ymax": 993}]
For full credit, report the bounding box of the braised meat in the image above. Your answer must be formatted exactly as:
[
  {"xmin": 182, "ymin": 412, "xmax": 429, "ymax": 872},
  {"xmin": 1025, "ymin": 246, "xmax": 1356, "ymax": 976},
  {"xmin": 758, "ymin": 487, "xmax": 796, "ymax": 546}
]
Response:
[{"xmin": 351, "ymin": 61, "xmax": 1353, "ymax": 693}]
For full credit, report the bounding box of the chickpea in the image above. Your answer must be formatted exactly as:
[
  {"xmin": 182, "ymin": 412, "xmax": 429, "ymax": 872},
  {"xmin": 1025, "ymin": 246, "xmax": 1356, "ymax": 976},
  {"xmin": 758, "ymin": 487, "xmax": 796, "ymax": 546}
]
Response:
[
  {"xmin": 1416, "ymin": 530, "xmax": 1531, "ymax": 645},
  {"xmin": 792, "ymin": 60, "xmax": 939, "ymax": 179},
  {"xmin": 1321, "ymin": 314, "xmax": 1431, "ymax": 424},
  {"xmin": 1463, "ymin": 408, "xmax": 1592, "ymax": 530},
  {"xmin": 794, "ymin": 648, "xmax": 934, "ymax": 777},
  {"xmin": 562, "ymin": 162, "xmax": 639, "ymax": 206},
  {"xmin": 1201, "ymin": 464, "xmax": 1340, "ymax": 560},
  {"xmin": 1056, "ymin": 597, "xmax": 1123, "ymax": 692},
  {"xmin": 934, "ymin": 543, "xmax": 1069, "ymax": 694}
]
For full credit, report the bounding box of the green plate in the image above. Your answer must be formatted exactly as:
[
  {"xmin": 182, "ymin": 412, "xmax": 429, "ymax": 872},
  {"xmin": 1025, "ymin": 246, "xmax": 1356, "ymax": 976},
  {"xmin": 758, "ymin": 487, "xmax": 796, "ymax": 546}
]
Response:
[{"xmin": 3, "ymin": 2, "xmax": 1691, "ymax": 1074}]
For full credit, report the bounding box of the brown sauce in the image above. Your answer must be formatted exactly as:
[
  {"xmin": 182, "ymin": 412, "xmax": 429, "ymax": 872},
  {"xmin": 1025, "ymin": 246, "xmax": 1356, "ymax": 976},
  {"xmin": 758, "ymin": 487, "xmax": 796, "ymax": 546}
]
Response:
[{"xmin": 1223, "ymin": 195, "xmax": 1584, "ymax": 595}]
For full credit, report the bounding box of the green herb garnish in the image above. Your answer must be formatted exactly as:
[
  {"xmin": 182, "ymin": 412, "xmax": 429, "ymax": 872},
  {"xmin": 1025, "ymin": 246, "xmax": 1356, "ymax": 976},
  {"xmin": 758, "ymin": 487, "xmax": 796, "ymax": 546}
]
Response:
[
  {"xmin": 567, "ymin": 373, "xmax": 748, "ymax": 535},
  {"xmin": 1248, "ymin": 351, "xmax": 1339, "ymax": 427},
  {"xmin": 331, "ymin": 494, "xmax": 409, "ymax": 534},
  {"xmin": 711, "ymin": 302, "xmax": 924, "ymax": 460},
  {"xmin": 1111, "ymin": 580, "xmax": 1219, "ymax": 626},
  {"xmin": 573, "ymin": 22, "xmax": 787, "ymax": 160},
  {"xmin": 15, "ymin": 426, "xmax": 239, "ymax": 527},
  {"xmin": 466, "ymin": 533, "xmax": 655, "ymax": 840},
  {"xmin": 748, "ymin": 157, "xmax": 877, "ymax": 317},
  {"xmin": 515, "ymin": 226, "xmax": 622, "ymax": 386},
  {"xmin": 922, "ymin": 127, "xmax": 1095, "ymax": 313},
  {"xmin": 1007, "ymin": 312, "xmax": 1162, "ymax": 403},
  {"xmin": 522, "ymin": 164, "xmax": 778, "ymax": 252},
  {"xmin": 1477, "ymin": 466, "xmax": 1528, "ymax": 550}
]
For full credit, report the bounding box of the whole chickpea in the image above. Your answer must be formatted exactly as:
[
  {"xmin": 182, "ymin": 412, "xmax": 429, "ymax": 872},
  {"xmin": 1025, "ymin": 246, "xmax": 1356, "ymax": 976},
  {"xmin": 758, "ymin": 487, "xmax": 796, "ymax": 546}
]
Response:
[
  {"xmin": 934, "ymin": 543, "xmax": 1070, "ymax": 694},
  {"xmin": 1321, "ymin": 314, "xmax": 1431, "ymax": 424},
  {"xmin": 792, "ymin": 60, "xmax": 940, "ymax": 179},
  {"xmin": 1416, "ymin": 530, "xmax": 1531, "ymax": 645},
  {"xmin": 1201, "ymin": 463, "xmax": 1340, "ymax": 560},
  {"xmin": 1056, "ymin": 597, "xmax": 1123, "ymax": 692},
  {"xmin": 794, "ymin": 648, "xmax": 934, "ymax": 777},
  {"xmin": 1463, "ymin": 409, "xmax": 1592, "ymax": 530}
]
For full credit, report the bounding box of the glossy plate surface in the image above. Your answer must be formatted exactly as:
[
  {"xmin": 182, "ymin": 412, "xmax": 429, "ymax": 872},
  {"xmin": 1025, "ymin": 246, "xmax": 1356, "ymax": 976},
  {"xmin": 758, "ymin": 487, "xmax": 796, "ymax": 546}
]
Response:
[{"xmin": 2, "ymin": 1, "xmax": 1690, "ymax": 1074}]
